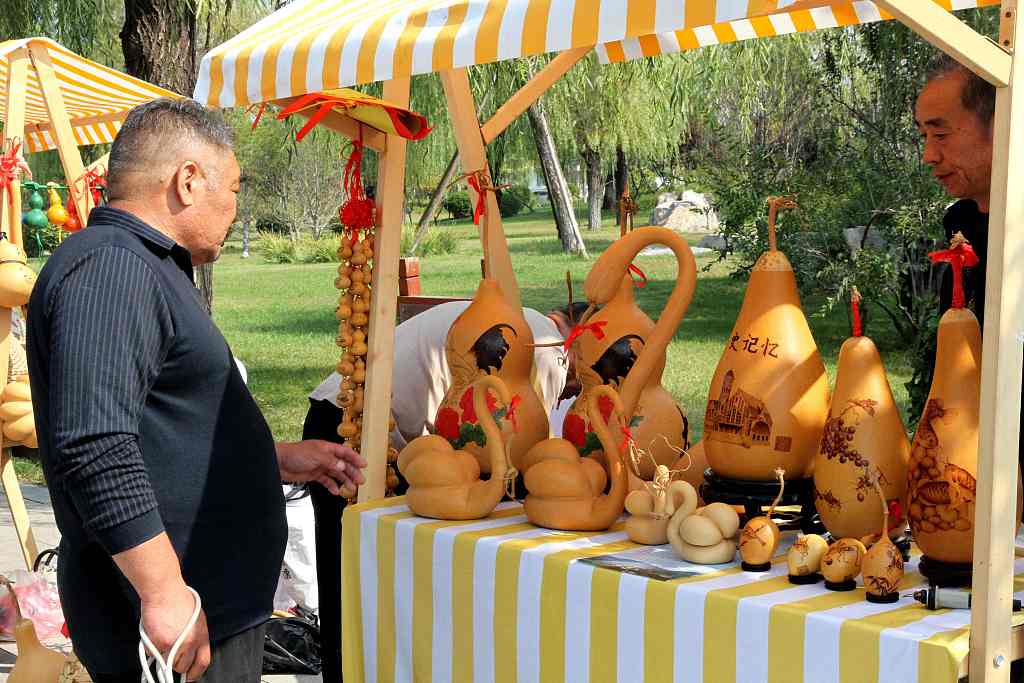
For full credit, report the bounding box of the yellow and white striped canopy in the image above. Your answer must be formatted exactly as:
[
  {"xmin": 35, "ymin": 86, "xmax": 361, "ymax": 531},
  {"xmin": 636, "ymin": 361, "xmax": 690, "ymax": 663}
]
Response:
[
  {"xmin": 0, "ymin": 37, "xmax": 181, "ymax": 153},
  {"xmin": 195, "ymin": 0, "xmax": 998, "ymax": 108}
]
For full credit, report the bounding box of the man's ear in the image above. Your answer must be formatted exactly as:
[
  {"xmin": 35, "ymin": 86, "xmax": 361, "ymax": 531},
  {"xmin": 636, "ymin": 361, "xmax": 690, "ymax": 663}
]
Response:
[{"xmin": 173, "ymin": 160, "xmax": 202, "ymax": 207}]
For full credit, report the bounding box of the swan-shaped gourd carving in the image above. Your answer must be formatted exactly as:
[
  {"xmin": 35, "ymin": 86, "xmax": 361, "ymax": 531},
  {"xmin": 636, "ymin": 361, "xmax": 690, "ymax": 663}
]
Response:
[
  {"xmin": 398, "ymin": 375, "xmax": 513, "ymax": 520},
  {"xmin": 861, "ymin": 468, "xmax": 904, "ymax": 602},
  {"xmin": 522, "ymin": 385, "xmax": 628, "ymax": 531},
  {"xmin": 579, "ymin": 227, "xmax": 697, "ymax": 424},
  {"xmin": 665, "ymin": 481, "xmax": 740, "ymax": 563}
]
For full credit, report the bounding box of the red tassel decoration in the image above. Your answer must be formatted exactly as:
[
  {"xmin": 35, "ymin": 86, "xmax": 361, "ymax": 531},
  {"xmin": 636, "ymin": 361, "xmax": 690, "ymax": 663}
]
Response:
[{"xmin": 929, "ymin": 232, "xmax": 979, "ymax": 310}]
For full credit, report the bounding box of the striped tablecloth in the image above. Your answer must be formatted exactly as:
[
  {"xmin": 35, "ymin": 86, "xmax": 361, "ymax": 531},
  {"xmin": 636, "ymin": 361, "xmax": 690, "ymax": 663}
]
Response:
[{"xmin": 341, "ymin": 497, "xmax": 1024, "ymax": 683}]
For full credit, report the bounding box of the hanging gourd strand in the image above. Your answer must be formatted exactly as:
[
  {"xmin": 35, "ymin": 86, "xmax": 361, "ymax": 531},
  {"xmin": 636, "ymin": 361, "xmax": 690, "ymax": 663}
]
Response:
[{"xmin": 332, "ymin": 133, "xmax": 400, "ymax": 496}]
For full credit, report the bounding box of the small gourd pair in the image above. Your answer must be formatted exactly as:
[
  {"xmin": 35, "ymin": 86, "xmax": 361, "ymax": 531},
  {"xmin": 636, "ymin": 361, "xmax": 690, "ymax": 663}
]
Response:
[
  {"xmin": 665, "ymin": 481, "xmax": 740, "ymax": 564},
  {"xmin": 625, "ymin": 466, "xmax": 690, "ymax": 545}
]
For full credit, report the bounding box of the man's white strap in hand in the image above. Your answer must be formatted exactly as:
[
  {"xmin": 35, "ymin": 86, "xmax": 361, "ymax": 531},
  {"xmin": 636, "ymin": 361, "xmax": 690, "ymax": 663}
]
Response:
[{"xmin": 138, "ymin": 586, "xmax": 202, "ymax": 683}]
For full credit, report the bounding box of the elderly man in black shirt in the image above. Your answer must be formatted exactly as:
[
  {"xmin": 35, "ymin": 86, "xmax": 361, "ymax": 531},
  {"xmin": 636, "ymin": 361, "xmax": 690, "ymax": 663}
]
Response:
[
  {"xmin": 915, "ymin": 57, "xmax": 1023, "ymax": 492},
  {"xmin": 27, "ymin": 98, "xmax": 366, "ymax": 682}
]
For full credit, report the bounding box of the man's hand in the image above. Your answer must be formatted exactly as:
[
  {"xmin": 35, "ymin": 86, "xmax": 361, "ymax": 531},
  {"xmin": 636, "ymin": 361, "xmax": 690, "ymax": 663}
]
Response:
[
  {"xmin": 113, "ymin": 534, "xmax": 211, "ymax": 681},
  {"xmin": 276, "ymin": 440, "xmax": 367, "ymax": 495},
  {"xmin": 140, "ymin": 584, "xmax": 211, "ymax": 681}
]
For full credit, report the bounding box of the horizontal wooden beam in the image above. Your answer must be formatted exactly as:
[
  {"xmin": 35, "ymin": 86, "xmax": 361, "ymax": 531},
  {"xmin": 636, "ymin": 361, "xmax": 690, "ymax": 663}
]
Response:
[
  {"xmin": 271, "ymin": 97, "xmax": 387, "ymax": 153},
  {"xmin": 877, "ymin": 0, "xmax": 1011, "ymax": 87},
  {"xmin": 24, "ymin": 110, "xmax": 125, "ymax": 137},
  {"xmin": 481, "ymin": 47, "xmax": 590, "ymax": 144}
]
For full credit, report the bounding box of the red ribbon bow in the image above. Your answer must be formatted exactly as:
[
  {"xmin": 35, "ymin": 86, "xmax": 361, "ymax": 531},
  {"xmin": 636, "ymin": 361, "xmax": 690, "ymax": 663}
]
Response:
[
  {"xmin": 628, "ymin": 263, "xmax": 647, "ymax": 288},
  {"xmin": 466, "ymin": 173, "xmax": 486, "ymax": 225},
  {"xmin": 0, "ymin": 140, "xmax": 31, "ymax": 205},
  {"xmin": 506, "ymin": 395, "xmax": 522, "ymax": 433},
  {"xmin": 79, "ymin": 165, "xmax": 107, "ymax": 206},
  {"xmin": 563, "ymin": 320, "xmax": 608, "ymax": 351},
  {"xmin": 929, "ymin": 236, "xmax": 978, "ymax": 309},
  {"xmin": 620, "ymin": 424, "xmax": 634, "ymax": 453}
]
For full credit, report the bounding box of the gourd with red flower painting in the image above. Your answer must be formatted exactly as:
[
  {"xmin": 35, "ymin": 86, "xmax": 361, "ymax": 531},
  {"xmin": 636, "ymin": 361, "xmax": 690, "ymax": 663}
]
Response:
[
  {"xmin": 559, "ymin": 227, "xmax": 697, "ymax": 492},
  {"xmin": 434, "ymin": 279, "xmax": 547, "ymax": 474},
  {"xmin": 563, "ymin": 275, "xmax": 697, "ymax": 489}
]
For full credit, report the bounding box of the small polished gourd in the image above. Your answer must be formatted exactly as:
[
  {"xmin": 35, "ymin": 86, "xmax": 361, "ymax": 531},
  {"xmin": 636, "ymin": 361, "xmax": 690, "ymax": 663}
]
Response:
[
  {"xmin": 399, "ymin": 376, "xmax": 515, "ymax": 520},
  {"xmin": 666, "ymin": 481, "xmax": 740, "ymax": 564},
  {"xmin": 738, "ymin": 468, "xmax": 785, "ymax": 571},
  {"xmin": 704, "ymin": 197, "xmax": 829, "ymax": 481},
  {"xmin": 625, "ymin": 467, "xmax": 691, "ymax": 545},
  {"xmin": 820, "ymin": 538, "xmax": 867, "ymax": 591},
  {"xmin": 0, "ymin": 238, "xmax": 36, "ymax": 308},
  {"xmin": 787, "ymin": 534, "xmax": 828, "ymax": 583},
  {"xmin": 2, "ymin": 577, "xmax": 67, "ymax": 683},
  {"xmin": 522, "ymin": 386, "xmax": 629, "ymax": 531},
  {"xmin": 862, "ymin": 469, "xmax": 904, "ymax": 603},
  {"xmin": 0, "ymin": 378, "xmax": 37, "ymax": 448}
]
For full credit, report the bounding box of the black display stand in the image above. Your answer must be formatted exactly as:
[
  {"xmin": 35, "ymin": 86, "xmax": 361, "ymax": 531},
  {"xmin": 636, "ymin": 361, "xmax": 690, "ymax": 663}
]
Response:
[
  {"xmin": 700, "ymin": 468, "xmax": 825, "ymax": 534},
  {"xmin": 919, "ymin": 555, "xmax": 973, "ymax": 588}
]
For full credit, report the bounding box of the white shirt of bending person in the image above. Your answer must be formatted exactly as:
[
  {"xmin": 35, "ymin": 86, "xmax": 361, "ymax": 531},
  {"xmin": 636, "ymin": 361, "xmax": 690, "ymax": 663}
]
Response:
[{"xmin": 310, "ymin": 301, "xmax": 570, "ymax": 450}]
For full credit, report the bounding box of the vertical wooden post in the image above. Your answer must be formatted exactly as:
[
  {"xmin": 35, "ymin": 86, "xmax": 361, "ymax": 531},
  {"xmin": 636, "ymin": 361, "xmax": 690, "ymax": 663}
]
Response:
[
  {"xmin": 358, "ymin": 78, "xmax": 410, "ymax": 503},
  {"xmin": 0, "ymin": 300, "xmax": 36, "ymax": 569},
  {"xmin": 28, "ymin": 42, "xmax": 93, "ymax": 227},
  {"xmin": 439, "ymin": 69, "xmax": 522, "ymax": 309},
  {"xmin": 0, "ymin": 47, "xmax": 37, "ymax": 570},
  {"xmin": 970, "ymin": 3, "xmax": 1021, "ymax": 681},
  {"xmin": 1, "ymin": 48, "xmax": 30, "ymax": 249}
]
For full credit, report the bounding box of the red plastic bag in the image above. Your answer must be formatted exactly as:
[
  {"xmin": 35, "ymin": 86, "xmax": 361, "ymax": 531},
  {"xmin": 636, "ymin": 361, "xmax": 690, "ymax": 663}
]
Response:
[{"xmin": 0, "ymin": 570, "xmax": 65, "ymax": 641}]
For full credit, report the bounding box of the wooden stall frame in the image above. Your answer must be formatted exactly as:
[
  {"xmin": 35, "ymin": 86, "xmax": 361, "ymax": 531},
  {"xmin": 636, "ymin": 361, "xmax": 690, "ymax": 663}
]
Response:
[
  {"xmin": 0, "ymin": 46, "xmax": 35, "ymax": 570},
  {"xmin": 358, "ymin": 77, "xmax": 411, "ymax": 503},
  {"xmin": 419, "ymin": 4, "xmax": 1024, "ymax": 679}
]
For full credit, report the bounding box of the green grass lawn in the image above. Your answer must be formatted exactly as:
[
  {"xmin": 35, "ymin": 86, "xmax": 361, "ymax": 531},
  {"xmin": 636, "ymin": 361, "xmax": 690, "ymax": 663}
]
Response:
[{"xmin": 14, "ymin": 209, "xmax": 915, "ymax": 483}]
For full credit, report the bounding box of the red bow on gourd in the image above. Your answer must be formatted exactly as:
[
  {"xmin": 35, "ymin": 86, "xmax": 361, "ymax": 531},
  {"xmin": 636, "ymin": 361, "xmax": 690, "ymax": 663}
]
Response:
[
  {"xmin": 929, "ymin": 233, "xmax": 978, "ymax": 309},
  {"xmin": 563, "ymin": 320, "xmax": 608, "ymax": 351},
  {"xmin": 628, "ymin": 263, "xmax": 647, "ymax": 288}
]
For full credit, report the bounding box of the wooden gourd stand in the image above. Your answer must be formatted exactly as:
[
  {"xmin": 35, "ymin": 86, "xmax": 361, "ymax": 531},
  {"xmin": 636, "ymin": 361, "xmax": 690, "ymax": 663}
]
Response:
[{"xmin": 0, "ymin": 40, "xmax": 163, "ymax": 570}]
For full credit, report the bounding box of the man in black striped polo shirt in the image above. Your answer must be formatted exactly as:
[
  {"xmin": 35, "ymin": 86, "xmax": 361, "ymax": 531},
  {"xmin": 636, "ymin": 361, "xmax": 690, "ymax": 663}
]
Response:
[{"xmin": 27, "ymin": 98, "xmax": 366, "ymax": 682}]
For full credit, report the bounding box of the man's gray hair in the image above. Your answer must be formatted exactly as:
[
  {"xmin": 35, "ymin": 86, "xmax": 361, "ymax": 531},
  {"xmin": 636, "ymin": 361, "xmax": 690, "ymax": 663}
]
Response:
[
  {"xmin": 925, "ymin": 54, "xmax": 996, "ymax": 128},
  {"xmin": 108, "ymin": 98, "xmax": 234, "ymax": 197}
]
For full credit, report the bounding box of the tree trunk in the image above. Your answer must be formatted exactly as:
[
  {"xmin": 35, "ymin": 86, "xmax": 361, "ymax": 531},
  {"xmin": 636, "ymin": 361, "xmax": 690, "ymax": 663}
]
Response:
[
  {"xmin": 582, "ymin": 148, "xmax": 603, "ymax": 231},
  {"xmin": 602, "ymin": 171, "xmax": 616, "ymax": 211},
  {"xmin": 122, "ymin": 0, "xmax": 214, "ymax": 311},
  {"xmin": 242, "ymin": 221, "xmax": 250, "ymax": 258},
  {"xmin": 614, "ymin": 146, "xmax": 629, "ymax": 225},
  {"xmin": 527, "ymin": 102, "xmax": 587, "ymax": 257},
  {"xmin": 410, "ymin": 151, "xmax": 459, "ymax": 254}
]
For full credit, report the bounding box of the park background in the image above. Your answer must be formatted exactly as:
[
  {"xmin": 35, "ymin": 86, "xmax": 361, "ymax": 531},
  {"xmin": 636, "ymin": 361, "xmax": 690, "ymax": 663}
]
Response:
[{"xmin": 4, "ymin": 1, "xmax": 1003, "ymax": 483}]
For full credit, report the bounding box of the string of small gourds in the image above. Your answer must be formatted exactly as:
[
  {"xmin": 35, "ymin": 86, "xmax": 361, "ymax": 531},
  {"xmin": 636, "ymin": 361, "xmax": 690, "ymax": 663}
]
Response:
[{"xmin": 333, "ymin": 138, "xmax": 400, "ymax": 495}]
